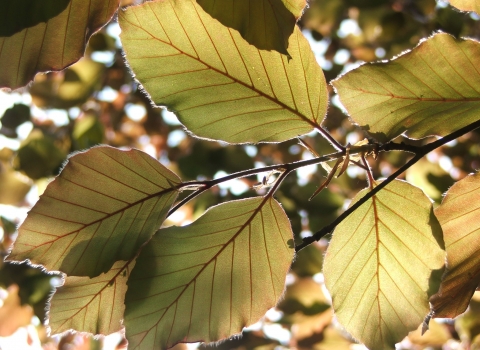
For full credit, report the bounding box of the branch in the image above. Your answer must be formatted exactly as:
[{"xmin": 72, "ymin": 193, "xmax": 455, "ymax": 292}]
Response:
[
  {"xmin": 295, "ymin": 119, "xmax": 480, "ymax": 252},
  {"xmin": 170, "ymin": 143, "xmax": 379, "ymax": 215}
]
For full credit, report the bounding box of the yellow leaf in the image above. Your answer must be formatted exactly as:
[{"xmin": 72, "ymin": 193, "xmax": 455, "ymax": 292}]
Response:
[
  {"xmin": 324, "ymin": 180, "xmax": 445, "ymax": 350},
  {"xmin": 124, "ymin": 197, "xmax": 294, "ymax": 349}
]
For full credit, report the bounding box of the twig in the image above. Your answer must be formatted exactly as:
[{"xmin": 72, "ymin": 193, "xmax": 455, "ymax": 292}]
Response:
[
  {"xmin": 316, "ymin": 126, "xmax": 345, "ymax": 151},
  {"xmin": 295, "ymin": 118, "xmax": 480, "ymax": 252}
]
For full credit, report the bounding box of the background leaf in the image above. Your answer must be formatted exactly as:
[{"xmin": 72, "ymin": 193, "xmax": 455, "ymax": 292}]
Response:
[
  {"xmin": 124, "ymin": 197, "xmax": 294, "ymax": 349},
  {"xmin": 431, "ymin": 171, "xmax": 480, "ymax": 318},
  {"xmin": 197, "ymin": 0, "xmax": 305, "ymax": 55},
  {"xmin": 323, "ymin": 180, "xmax": 445, "ymax": 350},
  {"xmin": 8, "ymin": 146, "xmax": 180, "ymax": 278},
  {"xmin": 119, "ymin": 0, "xmax": 327, "ymax": 144},
  {"xmin": 0, "ymin": 0, "xmax": 119, "ymax": 89},
  {"xmin": 49, "ymin": 260, "xmax": 135, "ymax": 335},
  {"xmin": 449, "ymin": 0, "xmax": 480, "ymax": 13},
  {"xmin": 333, "ymin": 33, "xmax": 480, "ymax": 142}
]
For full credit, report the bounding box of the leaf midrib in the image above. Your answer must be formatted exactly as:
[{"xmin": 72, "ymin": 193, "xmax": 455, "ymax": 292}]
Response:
[
  {"xmin": 52, "ymin": 261, "xmax": 130, "ymax": 332},
  {"xmin": 24, "ymin": 187, "xmax": 177, "ymax": 247},
  {"xmin": 343, "ymin": 87, "xmax": 480, "ymax": 102},
  {"xmin": 123, "ymin": 5, "xmax": 320, "ymax": 129},
  {"xmin": 133, "ymin": 196, "xmax": 273, "ymax": 346}
]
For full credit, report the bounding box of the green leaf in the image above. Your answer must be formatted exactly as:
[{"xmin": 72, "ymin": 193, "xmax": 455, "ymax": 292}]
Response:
[
  {"xmin": 333, "ymin": 33, "xmax": 480, "ymax": 142},
  {"xmin": 13, "ymin": 130, "xmax": 67, "ymax": 180},
  {"xmin": 449, "ymin": 0, "xmax": 480, "ymax": 13},
  {"xmin": 7, "ymin": 146, "xmax": 181, "ymax": 278},
  {"xmin": 124, "ymin": 197, "xmax": 294, "ymax": 349},
  {"xmin": 0, "ymin": 0, "xmax": 119, "ymax": 89},
  {"xmin": 430, "ymin": 172, "xmax": 480, "ymax": 318},
  {"xmin": 49, "ymin": 260, "xmax": 135, "ymax": 335},
  {"xmin": 323, "ymin": 180, "xmax": 445, "ymax": 350},
  {"xmin": 119, "ymin": 0, "xmax": 328, "ymax": 144},
  {"xmin": 197, "ymin": 0, "xmax": 305, "ymax": 55}
]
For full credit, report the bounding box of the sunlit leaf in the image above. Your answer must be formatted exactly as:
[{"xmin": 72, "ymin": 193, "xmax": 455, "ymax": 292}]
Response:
[
  {"xmin": 7, "ymin": 146, "xmax": 181, "ymax": 278},
  {"xmin": 49, "ymin": 260, "xmax": 135, "ymax": 335},
  {"xmin": 449, "ymin": 0, "xmax": 480, "ymax": 13},
  {"xmin": 333, "ymin": 33, "xmax": 480, "ymax": 142},
  {"xmin": 119, "ymin": 0, "xmax": 327, "ymax": 144},
  {"xmin": 197, "ymin": 0, "xmax": 306, "ymax": 55},
  {"xmin": 124, "ymin": 197, "xmax": 294, "ymax": 349},
  {"xmin": 323, "ymin": 180, "xmax": 445, "ymax": 350},
  {"xmin": 431, "ymin": 172, "xmax": 480, "ymax": 318},
  {"xmin": 0, "ymin": 0, "xmax": 119, "ymax": 89},
  {"xmin": 408, "ymin": 320, "xmax": 452, "ymax": 348}
]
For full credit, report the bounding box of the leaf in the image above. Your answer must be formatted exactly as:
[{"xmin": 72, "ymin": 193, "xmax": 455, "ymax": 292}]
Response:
[
  {"xmin": 323, "ymin": 180, "xmax": 445, "ymax": 350},
  {"xmin": 449, "ymin": 0, "xmax": 480, "ymax": 13},
  {"xmin": 0, "ymin": 285, "xmax": 34, "ymax": 337},
  {"xmin": 332, "ymin": 33, "xmax": 480, "ymax": 143},
  {"xmin": 7, "ymin": 146, "xmax": 181, "ymax": 278},
  {"xmin": 119, "ymin": 0, "xmax": 328, "ymax": 144},
  {"xmin": 430, "ymin": 172, "xmax": 480, "ymax": 318},
  {"xmin": 13, "ymin": 130, "xmax": 67, "ymax": 180},
  {"xmin": 0, "ymin": 0, "xmax": 119, "ymax": 90},
  {"xmin": 197, "ymin": 0, "xmax": 305, "ymax": 55},
  {"xmin": 124, "ymin": 197, "xmax": 294, "ymax": 349},
  {"xmin": 49, "ymin": 260, "xmax": 135, "ymax": 335},
  {"xmin": 30, "ymin": 59, "xmax": 105, "ymax": 109}
]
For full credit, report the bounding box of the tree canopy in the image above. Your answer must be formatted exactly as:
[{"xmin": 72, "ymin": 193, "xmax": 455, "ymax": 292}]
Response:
[{"xmin": 1, "ymin": 1, "xmax": 480, "ymax": 350}]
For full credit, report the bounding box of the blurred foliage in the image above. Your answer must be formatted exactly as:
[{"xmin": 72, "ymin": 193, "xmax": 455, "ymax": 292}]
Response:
[{"xmin": 0, "ymin": 0, "xmax": 480, "ymax": 349}]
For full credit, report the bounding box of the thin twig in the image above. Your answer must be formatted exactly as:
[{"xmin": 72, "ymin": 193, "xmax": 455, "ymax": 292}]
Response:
[
  {"xmin": 361, "ymin": 155, "xmax": 374, "ymax": 189},
  {"xmin": 316, "ymin": 126, "xmax": 345, "ymax": 151},
  {"xmin": 167, "ymin": 186, "xmax": 209, "ymax": 218},
  {"xmin": 295, "ymin": 118, "xmax": 480, "ymax": 252}
]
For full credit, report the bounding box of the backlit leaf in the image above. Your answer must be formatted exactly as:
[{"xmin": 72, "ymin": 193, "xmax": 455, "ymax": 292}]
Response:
[
  {"xmin": 333, "ymin": 33, "xmax": 480, "ymax": 142},
  {"xmin": 49, "ymin": 260, "xmax": 135, "ymax": 335},
  {"xmin": 0, "ymin": 0, "xmax": 119, "ymax": 89},
  {"xmin": 449, "ymin": 0, "xmax": 480, "ymax": 13},
  {"xmin": 197, "ymin": 0, "xmax": 306, "ymax": 55},
  {"xmin": 119, "ymin": 0, "xmax": 327, "ymax": 144},
  {"xmin": 7, "ymin": 146, "xmax": 180, "ymax": 278},
  {"xmin": 124, "ymin": 197, "xmax": 294, "ymax": 349},
  {"xmin": 431, "ymin": 172, "xmax": 480, "ymax": 318},
  {"xmin": 323, "ymin": 180, "xmax": 445, "ymax": 350}
]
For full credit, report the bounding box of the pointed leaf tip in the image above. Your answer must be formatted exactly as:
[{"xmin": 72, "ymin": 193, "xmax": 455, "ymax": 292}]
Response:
[
  {"xmin": 124, "ymin": 197, "xmax": 294, "ymax": 349},
  {"xmin": 119, "ymin": 0, "xmax": 327, "ymax": 144},
  {"xmin": 431, "ymin": 171, "xmax": 480, "ymax": 318},
  {"xmin": 323, "ymin": 180, "xmax": 445, "ymax": 350},
  {"xmin": 7, "ymin": 146, "xmax": 181, "ymax": 278},
  {"xmin": 197, "ymin": 0, "xmax": 306, "ymax": 55},
  {"xmin": 333, "ymin": 33, "xmax": 480, "ymax": 143}
]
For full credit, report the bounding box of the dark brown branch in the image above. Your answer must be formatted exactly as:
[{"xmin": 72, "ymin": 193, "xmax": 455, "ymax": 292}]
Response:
[{"xmin": 295, "ymin": 119, "xmax": 480, "ymax": 252}]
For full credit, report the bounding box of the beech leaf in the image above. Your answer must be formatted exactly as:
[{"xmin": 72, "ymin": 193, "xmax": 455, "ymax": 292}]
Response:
[
  {"xmin": 7, "ymin": 146, "xmax": 181, "ymax": 278},
  {"xmin": 197, "ymin": 0, "xmax": 306, "ymax": 55},
  {"xmin": 430, "ymin": 171, "xmax": 480, "ymax": 318},
  {"xmin": 0, "ymin": 0, "xmax": 120, "ymax": 89},
  {"xmin": 323, "ymin": 180, "xmax": 445, "ymax": 350},
  {"xmin": 49, "ymin": 260, "xmax": 135, "ymax": 335},
  {"xmin": 124, "ymin": 197, "xmax": 294, "ymax": 349},
  {"xmin": 119, "ymin": 0, "xmax": 327, "ymax": 144},
  {"xmin": 333, "ymin": 33, "xmax": 480, "ymax": 142},
  {"xmin": 449, "ymin": 0, "xmax": 480, "ymax": 13}
]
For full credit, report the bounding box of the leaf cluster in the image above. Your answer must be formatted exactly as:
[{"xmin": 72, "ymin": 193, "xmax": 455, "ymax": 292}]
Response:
[{"xmin": 1, "ymin": 1, "xmax": 480, "ymax": 350}]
